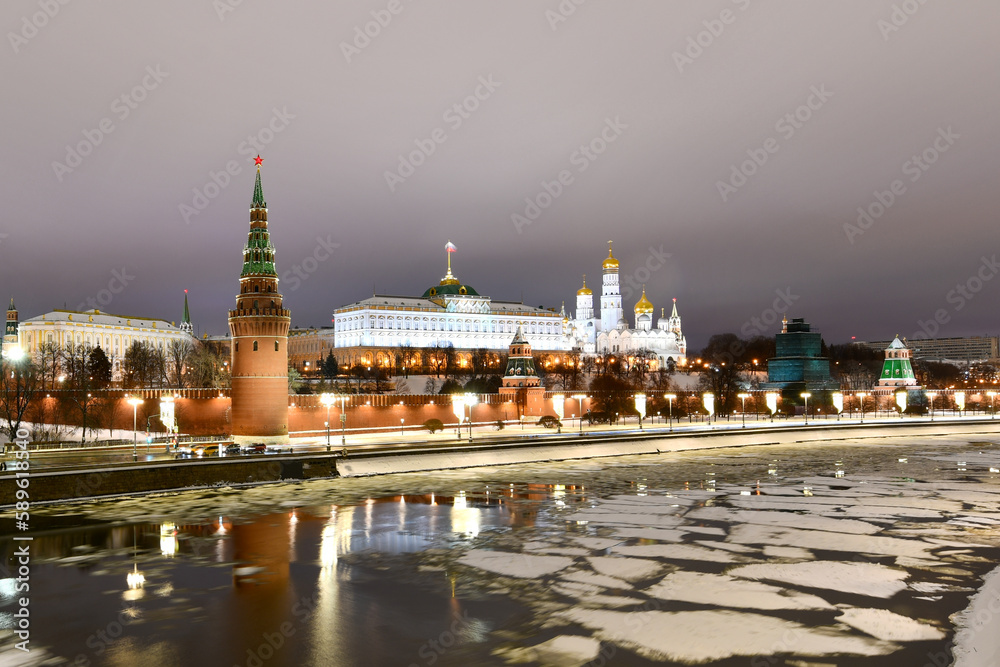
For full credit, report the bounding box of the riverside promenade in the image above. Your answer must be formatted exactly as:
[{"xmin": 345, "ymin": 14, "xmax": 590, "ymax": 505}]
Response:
[{"xmin": 3, "ymin": 414, "xmax": 999, "ymax": 505}]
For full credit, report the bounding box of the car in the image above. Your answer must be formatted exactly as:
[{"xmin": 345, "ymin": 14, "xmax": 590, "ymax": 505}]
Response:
[
  {"xmin": 197, "ymin": 444, "xmax": 221, "ymax": 457},
  {"xmin": 243, "ymin": 443, "xmax": 267, "ymax": 454},
  {"xmin": 224, "ymin": 444, "xmax": 242, "ymax": 456}
]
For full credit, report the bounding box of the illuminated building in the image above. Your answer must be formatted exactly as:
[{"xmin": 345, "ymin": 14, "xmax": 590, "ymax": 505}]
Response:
[
  {"xmin": 331, "ymin": 242, "xmax": 568, "ymax": 368},
  {"xmin": 569, "ymin": 242, "xmax": 687, "ymax": 366}
]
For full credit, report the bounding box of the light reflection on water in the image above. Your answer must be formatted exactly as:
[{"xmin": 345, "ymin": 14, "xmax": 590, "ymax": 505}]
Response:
[{"xmin": 1, "ymin": 439, "xmax": 999, "ymax": 665}]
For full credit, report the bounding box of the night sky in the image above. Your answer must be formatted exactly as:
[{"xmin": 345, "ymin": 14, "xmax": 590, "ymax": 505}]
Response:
[{"xmin": 3, "ymin": 1, "xmax": 998, "ymax": 349}]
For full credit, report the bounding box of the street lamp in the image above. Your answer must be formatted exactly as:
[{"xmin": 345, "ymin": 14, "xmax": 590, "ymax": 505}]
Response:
[
  {"xmin": 988, "ymin": 391, "xmax": 997, "ymax": 419},
  {"xmin": 320, "ymin": 393, "xmax": 334, "ymax": 451},
  {"xmin": 127, "ymin": 397, "xmax": 144, "ymax": 462},
  {"xmin": 800, "ymin": 392, "xmax": 812, "ymax": 425},
  {"xmin": 832, "ymin": 392, "xmax": 844, "ymax": 421},
  {"xmin": 338, "ymin": 395, "xmax": 348, "ymax": 446},
  {"xmin": 857, "ymin": 392, "xmax": 867, "ymax": 423},
  {"xmin": 926, "ymin": 391, "xmax": 937, "ymax": 420},
  {"xmin": 572, "ymin": 394, "xmax": 587, "ymax": 433},
  {"xmin": 737, "ymin": 393, "xmax": 750, "ymax": 428},
  {"xmin": 464, "ymin": 393, "xmax": 478, "ymax": 442},
  {"xmin": 664, "ymin": 393, "xmax": 676, "ymax": 432},
  {"xmin": 634, "ymin": 393, "xmax": 646, "ymax": 430},
  {"xmin": 401, "ymin": 418, "xmax": 405, "ymax": 436}
]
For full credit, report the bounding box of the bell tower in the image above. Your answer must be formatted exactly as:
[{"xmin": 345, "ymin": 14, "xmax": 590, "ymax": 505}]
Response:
[{"xmin": 228, "ymin": 156, "xmax": 291, "ymax": 443}]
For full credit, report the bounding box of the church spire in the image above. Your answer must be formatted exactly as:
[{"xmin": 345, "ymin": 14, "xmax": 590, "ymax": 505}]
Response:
[{"xmin": 671, "ymin": 297, "xmax": 679, "ymax": 318}]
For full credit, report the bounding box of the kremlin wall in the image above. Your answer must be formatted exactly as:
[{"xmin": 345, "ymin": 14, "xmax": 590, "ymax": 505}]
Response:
[{"xmin": 20, "ymin": 389, "xmax": 595, "ymax": 441}]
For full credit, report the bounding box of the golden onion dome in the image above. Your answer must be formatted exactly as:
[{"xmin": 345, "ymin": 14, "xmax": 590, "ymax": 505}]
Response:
[
  {"xmin": 577, "ymin": 275, "xmax": 593, "ymax": 296},
  {"xmin": 602, "ymin": 241, "xmax": 619, "ymax": 271},
  {"xmin": 634, "ymin": 286, "xmax": 654, "ymax": 315}
]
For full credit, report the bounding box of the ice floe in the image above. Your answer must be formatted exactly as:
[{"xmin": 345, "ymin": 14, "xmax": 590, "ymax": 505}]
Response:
[
  {"xmin": 505, "ymin": 635, "xmax": 602, "ymax": 666},
  {"xmin": 586, "ymin": 556, "xmax": 663, "ymax": 583},
  {"xmin": 952, "ymin": 565, "xmax": 1000, "ymax": 667},
  {"xmin": 612, "ymin": 543, "xmax": 752, "ymax": 563},
  {"xmin": 836, "ymin": 607, "xmax": 945, "ymax": 641},
  {"xmin": 646, "ymin": 571, "xmax": 835, "ymax": 611},
  {"xmin": 459, "ymin": 550, "xmax": 573, "ymax": 578},
  {"xmin": 558, "ymin": 608, "xmax": 897, "ymax": 663},
  {"xmin": 687, "ymin": 507, "xmax": 882, "ymax": 535},
  {"xmin": 730, "ymin": 561, "xmax": 909, "ymax": 598},
  {"xmin": 727, "ymin": 524, "xmax": 935, "ymax": 559}
]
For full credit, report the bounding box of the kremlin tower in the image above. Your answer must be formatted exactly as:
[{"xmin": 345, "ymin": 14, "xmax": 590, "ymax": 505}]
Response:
[
  {"xmin": 228, "ymin": 157, "xmax": 291, "ymax": 443},
  {"xmin": 5, "ymin": 298, "xmax": 18, "ymax": 346},
  {"xmin": 499, "ymin": 325, "xmax": 546, "ymax": 417},
  {"xmin": 180, "ymin": 290, "xmax": 193, "ymax": 335}
]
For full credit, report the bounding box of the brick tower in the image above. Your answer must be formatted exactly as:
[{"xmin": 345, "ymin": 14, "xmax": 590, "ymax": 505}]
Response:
[
  {"xmin": 499, "ymin": 325, "xmax": 546, "ymax": 418},
  {"xmin": 228, "ymin": 157, "xmax": 291, "ymax": 443}
]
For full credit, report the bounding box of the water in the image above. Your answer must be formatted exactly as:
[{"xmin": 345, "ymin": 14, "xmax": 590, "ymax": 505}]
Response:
[{"xmin": 2, "ymin": 434, "xmax": 1000, "ymax": 666}]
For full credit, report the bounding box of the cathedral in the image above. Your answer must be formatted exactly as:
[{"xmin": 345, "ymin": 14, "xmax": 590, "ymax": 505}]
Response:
[{"xmin": 566, "ymin": 242, "xmax": 687, "ymax": 368}]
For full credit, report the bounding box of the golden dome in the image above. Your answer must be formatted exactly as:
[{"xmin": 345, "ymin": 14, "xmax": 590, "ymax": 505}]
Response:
[
  {"xmin": 602, "ymin": 241, "xmax": 619, "ymax": 271},
  {"xmin": 634, "ymin": 286, "xmax": 654, "ymax": 315},
  {"xmin": 577, "ymin": 275, "xmax": 593, "ymax": 296}
]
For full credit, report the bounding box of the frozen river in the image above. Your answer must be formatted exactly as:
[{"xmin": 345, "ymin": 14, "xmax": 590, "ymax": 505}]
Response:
[{"xmin": 3, "ymin": 433, "xmax": 1000, "ymax": 666}]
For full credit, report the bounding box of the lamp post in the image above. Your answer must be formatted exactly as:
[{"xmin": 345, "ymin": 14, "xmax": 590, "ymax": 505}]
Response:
[
  {"xmin": 664, "ymin": 393, "xmax": 676, "ymax": 432},
  {"xmin": 926, "ymin": 391, "xmax": 936, "ymax": 421},
  {"xmin": 465, "ymin": 393, "xmax": 477, "ymax": 442},
  {"xmin": 634, "ymin": 393, "xmax": 646, "ymax": 430},
  {"xmin": 737, "ymin": 393, "xmax": 750, "ymax": 428},
  {"xmin": 320, "ymin": 393, "xmax": 334, "ymax": 451},
  {"xmin": 127, "ymin": 397, "xmax": 144, "ymax": 462},
  {"xmin": 339, "ymin": 395, "xmax": 348, "ymax": 446},
  {"xmin": 988, "ymin": 391, "xmax": 997, "ymax": 419},
  {"xmin": 401, "ymin": 418, "xmax": 405, "ymax": 436},
  {"xmin": 572, "ymin": 394, "xmax": 587, "ymax": 434},
  {"xmin": 857, "ymin": 392, "xmax": 867, "ymax": 423},
  {"xmin": 800, "ymin": 392, "xmax": 811, "ymax": 425}
]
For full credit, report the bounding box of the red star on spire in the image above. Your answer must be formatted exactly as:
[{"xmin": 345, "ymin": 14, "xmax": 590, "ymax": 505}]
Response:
[{"xmin": 254, "ymin": 155, "xmax": 263, "ymax": 167}]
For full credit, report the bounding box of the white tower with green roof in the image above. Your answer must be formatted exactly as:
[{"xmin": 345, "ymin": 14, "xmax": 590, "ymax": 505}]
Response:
[{"xmin": 878, "ymin": 336, "xmax": 919, "ymax": 388}]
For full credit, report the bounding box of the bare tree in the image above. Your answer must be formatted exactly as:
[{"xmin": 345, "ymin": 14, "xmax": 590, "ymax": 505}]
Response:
[
  {"xmin": 1, "ymin": 353, "xmax": 40, "ymax": 444},
  {"xmin": 37, "ymin": 341, "xmax": 61, "ymax": 391},
  {"xmin": 167, "ymin": 339, "xmax": 194, "ymax": 388},
  {"xmin": 60, "ymin": 344, "xmax": 102, "ymax": 442}
]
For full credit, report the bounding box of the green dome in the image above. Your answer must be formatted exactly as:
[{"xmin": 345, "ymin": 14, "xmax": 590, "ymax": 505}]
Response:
[{"xmin": 421, "ymin": 283, "xmax": 480, "ymax": 298}]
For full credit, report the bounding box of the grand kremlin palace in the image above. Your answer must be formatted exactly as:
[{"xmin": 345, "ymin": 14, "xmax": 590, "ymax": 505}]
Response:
[{"xmin": 330, "ymin": 247, "xmax": 569, "ymax": 370}]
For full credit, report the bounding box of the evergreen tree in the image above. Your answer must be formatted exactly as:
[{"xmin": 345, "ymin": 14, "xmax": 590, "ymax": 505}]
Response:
[
  {"xmin": 87, "ymin": 346, "xmax": 112, "ymax": 389},
  {"xmin": 322, "ymin": 351, "xmax": 339, "ymax": 379}
]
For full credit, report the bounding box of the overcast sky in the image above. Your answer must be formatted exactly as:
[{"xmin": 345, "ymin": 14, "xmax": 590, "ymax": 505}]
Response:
[{"xmin": 2, "ymin": 1, "xmax": 998, "ymax": 349}]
